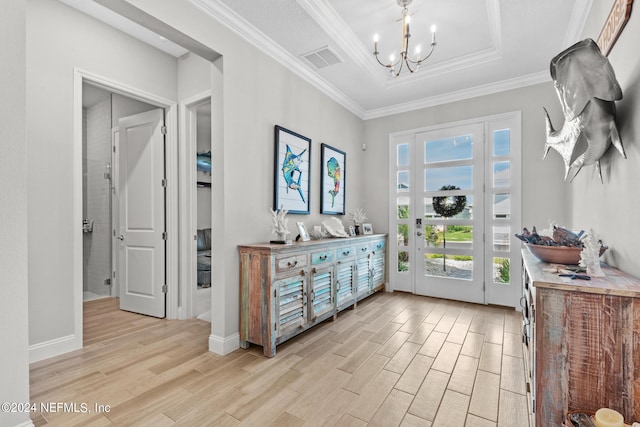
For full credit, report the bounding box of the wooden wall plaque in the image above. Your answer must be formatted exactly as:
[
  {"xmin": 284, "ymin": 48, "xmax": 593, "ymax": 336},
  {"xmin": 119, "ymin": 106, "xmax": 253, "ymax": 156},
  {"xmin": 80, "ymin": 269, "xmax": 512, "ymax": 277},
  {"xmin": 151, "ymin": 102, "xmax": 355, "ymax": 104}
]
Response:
[{"xmin": 597, "ymin": 0, "xmax": 634, "ymax": 56}]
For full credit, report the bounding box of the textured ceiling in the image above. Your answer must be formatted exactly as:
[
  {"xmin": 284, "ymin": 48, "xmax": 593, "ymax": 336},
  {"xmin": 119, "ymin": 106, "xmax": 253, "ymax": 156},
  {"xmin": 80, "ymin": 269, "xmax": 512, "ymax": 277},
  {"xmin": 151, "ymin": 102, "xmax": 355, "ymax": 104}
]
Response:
[
  {"xmin": 65, "ymin": 0, "xmax": 594, "ymax": 119},
  {"xmin": 197, "ymin": 0, "xmax": 592, "ymax": 118}
]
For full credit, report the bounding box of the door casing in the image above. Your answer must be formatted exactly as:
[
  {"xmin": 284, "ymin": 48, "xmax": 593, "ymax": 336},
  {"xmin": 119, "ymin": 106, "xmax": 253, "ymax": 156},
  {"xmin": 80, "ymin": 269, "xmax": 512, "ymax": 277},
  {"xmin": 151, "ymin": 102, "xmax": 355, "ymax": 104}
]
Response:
[
  {"xmin": 73, "ymin": 68, "xmax": 179, "ymax": 351},
  {"xmin": 388, "ymin": 112, "xmax": 522, "ymax": 308}
]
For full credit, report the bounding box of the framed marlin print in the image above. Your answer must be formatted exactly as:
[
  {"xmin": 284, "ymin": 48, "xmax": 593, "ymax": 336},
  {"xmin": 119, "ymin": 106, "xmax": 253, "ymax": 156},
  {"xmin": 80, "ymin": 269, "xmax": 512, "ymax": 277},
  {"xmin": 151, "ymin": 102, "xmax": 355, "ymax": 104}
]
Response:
[
  {"xmin": 320, "ymin": 143, "xmax": 346, "ymax": 215},
  {"xmin": 274, "ymin": 125, "xmax": 311, "ymax": 214}
]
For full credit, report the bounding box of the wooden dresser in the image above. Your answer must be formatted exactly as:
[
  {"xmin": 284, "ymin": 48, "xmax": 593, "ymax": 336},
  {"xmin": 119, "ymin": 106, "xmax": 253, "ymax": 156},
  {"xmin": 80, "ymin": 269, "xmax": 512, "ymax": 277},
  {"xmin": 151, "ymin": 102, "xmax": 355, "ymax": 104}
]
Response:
[
  {"xmin": 521, "ymin": 249, "xmax": 640, "ymax": 426},
  {"xmin": 239, "ymin": 234, "xmax": 386, "ymax": 357}
]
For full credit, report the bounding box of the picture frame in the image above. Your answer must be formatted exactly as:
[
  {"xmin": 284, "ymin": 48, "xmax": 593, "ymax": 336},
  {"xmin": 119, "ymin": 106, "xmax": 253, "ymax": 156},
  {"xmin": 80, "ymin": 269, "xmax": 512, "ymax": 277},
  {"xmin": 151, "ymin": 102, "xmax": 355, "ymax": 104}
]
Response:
[
  {"xmin": 274, "ymin": 125, "xmax": 311, "ymax": 214},
  {"xmin": 362, "ymin": 223, "xmax": 373, "ymax": 235},
  {"xmin": 348, "ymin": 225, "xmax": 356, "ymax": 237},
  {"xmin": 320, "ymin": 143, "xmax": 346, "ymax": 215},
  {"xmin": 297, "ymin": 222, "xmax": 310, "ymax": 242},
  {"xmin": 196, "ymin": 151, "xmax": 212, "ymax": 188}
]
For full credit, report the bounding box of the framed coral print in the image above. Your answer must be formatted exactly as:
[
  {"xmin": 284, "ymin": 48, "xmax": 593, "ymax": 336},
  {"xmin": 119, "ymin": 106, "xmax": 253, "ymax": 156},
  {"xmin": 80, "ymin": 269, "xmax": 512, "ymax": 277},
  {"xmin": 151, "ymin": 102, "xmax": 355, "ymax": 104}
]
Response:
[
  {"xmin": 320, "ymin": 143, "xmax": 346, "ymax": 215},
  {"xmin": 274, "ymin": 125, "xmax": 311, "ymax": 214}
]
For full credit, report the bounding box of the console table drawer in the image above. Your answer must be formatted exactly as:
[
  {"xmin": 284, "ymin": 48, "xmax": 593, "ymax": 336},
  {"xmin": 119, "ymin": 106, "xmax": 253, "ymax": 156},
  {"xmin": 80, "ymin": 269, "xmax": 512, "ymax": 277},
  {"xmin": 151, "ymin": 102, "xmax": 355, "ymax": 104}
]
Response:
[{"xmin": 275, "ymin": 254, "xmax": 307, "ymax": 274}]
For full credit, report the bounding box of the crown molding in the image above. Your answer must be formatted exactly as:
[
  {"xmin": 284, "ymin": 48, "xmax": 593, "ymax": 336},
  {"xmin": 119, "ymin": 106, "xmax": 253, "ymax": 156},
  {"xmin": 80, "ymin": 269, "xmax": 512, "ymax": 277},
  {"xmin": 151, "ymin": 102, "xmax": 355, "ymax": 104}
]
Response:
[
  {"xmin": 191, "ymin": 0, "xmax": 366, "ymax": 118},
  {"xmin": 563, "ymin": 0, "xmax": 595, "ymax": 47},
  {"xmin": 363, "ymin": 71, "xmax": 550, "ymax": 120},
  {"xmin": 384, "ymin": 47, "xmax": 503, "ymax": 90}
]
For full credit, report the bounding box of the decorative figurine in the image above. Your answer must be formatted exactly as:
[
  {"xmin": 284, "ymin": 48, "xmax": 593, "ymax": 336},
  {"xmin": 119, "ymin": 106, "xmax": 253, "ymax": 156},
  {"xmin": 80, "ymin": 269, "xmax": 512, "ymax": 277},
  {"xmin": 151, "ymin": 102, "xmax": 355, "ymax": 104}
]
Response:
[
  {"xmin": 543, "ymin": 38, "xmax": 626, "ymax": 182},
  {"xmin": 579, "ymin": 229, "xmax": 605, "ymax": 277},
  {"xmin": 270, "ymin": 205, "xmax": 291, "ymax": 243}
]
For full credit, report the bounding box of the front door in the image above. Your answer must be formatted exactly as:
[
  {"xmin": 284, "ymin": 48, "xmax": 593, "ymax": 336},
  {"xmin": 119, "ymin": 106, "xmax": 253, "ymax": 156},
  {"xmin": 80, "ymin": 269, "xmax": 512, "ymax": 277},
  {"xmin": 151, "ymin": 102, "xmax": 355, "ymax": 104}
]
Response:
[
  {"xmin": 390, "ymin": 113, "xmax": 521, "ymax": 307},
  {"xmin": 117, "ymin": 109, "xmax": 166, "ymax": 318},
  {"xmin": 414, "ymin": 124, "xmax": 485, "ymax": 304}
]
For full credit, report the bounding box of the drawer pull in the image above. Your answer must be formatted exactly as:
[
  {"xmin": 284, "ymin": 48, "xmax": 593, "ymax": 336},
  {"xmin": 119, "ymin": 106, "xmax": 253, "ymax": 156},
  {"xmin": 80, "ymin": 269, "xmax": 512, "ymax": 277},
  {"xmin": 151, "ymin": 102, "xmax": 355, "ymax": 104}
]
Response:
[
  {"xmin": 319, "ymin": 255, "xmax": 327, "ymax": 260},
  {"xmin": 287, "ymin": 260, "xmax": 298, "ymax": 268},
  {"xmin": 361, "ymin": 247, "xmax": 367, "ymax": 252},
  {"xmin": 342, "ymin": 250, "xmax": 350, "ymax": 256}
]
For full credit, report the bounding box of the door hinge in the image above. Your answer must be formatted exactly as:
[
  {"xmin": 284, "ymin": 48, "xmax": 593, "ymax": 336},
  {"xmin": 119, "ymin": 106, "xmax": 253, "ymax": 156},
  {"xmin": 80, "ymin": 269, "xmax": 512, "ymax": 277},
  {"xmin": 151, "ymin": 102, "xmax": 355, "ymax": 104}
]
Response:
[
  {"xmin": 162, "ymin": 284, "xmax": 168, "ymax": 293},
  {"xmin": 113, "ymin": 229, "xmax": 116, "ymax": 237},
  {"xmin": 161, "ymin": 125, "xmax": 167, "ymax": 135},
  {"xmin": 113, "ymin": 146, "xmax": 116, "ymax": 153},
  {"xmin": 162, "ymin": 232, "xmax": 168, "ymax": 240},
  {"xmin": 161, "ymin": 178, "xmax": 167, "ymax": 187}
]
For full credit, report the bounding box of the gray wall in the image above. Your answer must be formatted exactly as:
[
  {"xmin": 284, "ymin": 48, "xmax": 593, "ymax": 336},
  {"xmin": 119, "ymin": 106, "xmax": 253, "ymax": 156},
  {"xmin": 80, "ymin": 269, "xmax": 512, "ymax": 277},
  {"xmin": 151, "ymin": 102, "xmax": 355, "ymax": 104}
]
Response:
[
  {"xmin": 363, "ymin": 83, "xmax": 568, "ymax": 235},
  {"xmin": 0, "ymin": 1, "xmax": 31, "ymax": 426},
  {"xmin": 27, "ymin": 0, "xmax": 178, "ymax": 347},
  {"xmin": 25, "ymin": 0, "xmax": 365, "ymax": 350},
  {"xmin": 568, "ymin": 0, "xmax": 640, "ymax": 277},
  {"xmin": 127, "ymin": 0, "xmax": 367, "ymax": 339}
]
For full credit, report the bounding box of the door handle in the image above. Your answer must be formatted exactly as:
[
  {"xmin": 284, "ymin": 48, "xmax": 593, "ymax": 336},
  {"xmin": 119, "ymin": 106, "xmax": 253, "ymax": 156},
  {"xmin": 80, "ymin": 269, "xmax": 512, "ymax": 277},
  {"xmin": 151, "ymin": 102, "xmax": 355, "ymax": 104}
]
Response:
[
  {"xmin": 117, "ymin": 235, "xmax": 124, "ymax": 241},
  {"xmin": 416, "ymin": 231, "xmax": 423, "ymax": 236}
]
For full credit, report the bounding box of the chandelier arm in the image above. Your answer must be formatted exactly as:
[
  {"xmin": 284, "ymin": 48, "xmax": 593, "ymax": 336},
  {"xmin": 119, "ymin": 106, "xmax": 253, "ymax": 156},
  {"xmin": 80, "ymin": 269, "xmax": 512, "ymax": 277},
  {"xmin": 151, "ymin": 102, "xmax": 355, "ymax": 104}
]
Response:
[
  {"xmin": 373, "ymin": 52, "xmax": 402, "ymax": 69},
  {"xmin": 404, "ymin": 58, "xmax": 416, "ymax": 73},
  {"xmin": 406, "ymin": 42, "xmax": 437, "ymax": 65}
]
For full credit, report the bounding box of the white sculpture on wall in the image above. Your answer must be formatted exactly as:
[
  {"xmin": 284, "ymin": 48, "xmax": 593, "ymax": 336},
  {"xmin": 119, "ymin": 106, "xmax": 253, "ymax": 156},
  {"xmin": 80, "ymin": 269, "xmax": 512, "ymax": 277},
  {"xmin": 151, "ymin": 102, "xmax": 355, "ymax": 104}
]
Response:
[{"xmin": 543, "ymin": 38, "xmax": 626, "ymax": 182}]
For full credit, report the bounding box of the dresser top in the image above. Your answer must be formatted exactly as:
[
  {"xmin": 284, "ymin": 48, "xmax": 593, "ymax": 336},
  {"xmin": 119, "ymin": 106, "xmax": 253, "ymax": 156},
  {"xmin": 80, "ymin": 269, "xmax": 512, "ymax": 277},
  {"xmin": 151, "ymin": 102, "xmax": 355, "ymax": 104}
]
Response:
[
  {"xmin": 239, "ymin": 234, "xmax": 386, "ymax": 254},
  {"xmin": 522, "ymin": 248, "xmax": 640, "ymax": 298}
]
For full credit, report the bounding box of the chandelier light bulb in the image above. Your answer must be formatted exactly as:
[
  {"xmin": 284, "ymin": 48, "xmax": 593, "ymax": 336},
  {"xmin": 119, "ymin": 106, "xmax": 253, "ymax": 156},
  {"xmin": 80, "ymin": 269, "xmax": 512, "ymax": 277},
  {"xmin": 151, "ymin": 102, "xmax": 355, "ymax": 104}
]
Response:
[
  {"xmin": 373, "ymin": 33, "xmax": 379, "ymax": 43},
  {"xmin": 390, "ymin": 53, "xmax": 395, "ymax": 62},
  {"xmin": 431, "ymin": 24, "xmax": 437, "ymax": 33}
]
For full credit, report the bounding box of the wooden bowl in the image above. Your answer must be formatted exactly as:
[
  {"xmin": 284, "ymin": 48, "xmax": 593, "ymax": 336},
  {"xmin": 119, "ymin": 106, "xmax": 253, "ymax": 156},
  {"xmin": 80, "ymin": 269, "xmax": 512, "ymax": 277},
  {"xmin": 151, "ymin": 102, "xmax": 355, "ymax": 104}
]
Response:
[{"xmin": 525, "ymin": 243, "xmax": 582, "ymax": 265}]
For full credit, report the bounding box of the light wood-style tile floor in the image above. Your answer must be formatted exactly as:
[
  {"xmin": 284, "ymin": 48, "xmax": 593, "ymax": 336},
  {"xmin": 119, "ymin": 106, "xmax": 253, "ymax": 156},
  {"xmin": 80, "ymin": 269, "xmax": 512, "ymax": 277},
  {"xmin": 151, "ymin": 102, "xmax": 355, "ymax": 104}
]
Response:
[{"xmin": 29, "ymin": 292, "xmax": 530, "ymax": 426}]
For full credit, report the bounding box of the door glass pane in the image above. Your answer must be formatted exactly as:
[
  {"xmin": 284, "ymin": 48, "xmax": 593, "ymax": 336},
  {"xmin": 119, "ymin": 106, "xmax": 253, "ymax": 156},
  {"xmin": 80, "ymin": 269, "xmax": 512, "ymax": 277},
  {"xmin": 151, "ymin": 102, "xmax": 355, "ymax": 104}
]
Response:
[
  {"xmin": 424, "ymin": 253, "xmax": 473, "ymax": 280},
  {"xmin": 422, "ymin": 224, "xmax": 473, "ymax": 249},
  {"xmin": 398, "ymin": 251, "xmax": 409, "ymax": 273},
  {"xmin": 493, "ymin": 226, "xmax": 510, "ymax": 252},
  {"xmin": 397, "ymin": 171, "xmax": 409, "ymax": 191},
  {"xmin": 424, "ymin": 195, "xmax": 473, "ymax": 220},
  {"xmin": 425, "ymin": 166, "xmax": 473, "ymax": 191},
  {"xmin": 493, "ymin": 193, "xmax": 510, "ymax": 219},
  {"xmin": 397, "ymin": 197, "xmax": 410, "ymax": 219},
  {"xmin": 424, "ymin": 135, "xmax": 473, "ymax": 163},
  {"xmin": 397, "ymin": 224, "xmax": 409, "ymax": 247},
  {"xmin": 493, "ymin": 129, "xmax": 510, "ymax": 156},
  {"xmin": 493, "ymin": 161, "xmax": 510, "ymax": 188},
  {"xmin": 493, "ymin": 257, "xmax": 510, "ymax": 284},
  {"xmin": 398, "ymin": 143, "xmax": 410, "ymax": 167}
]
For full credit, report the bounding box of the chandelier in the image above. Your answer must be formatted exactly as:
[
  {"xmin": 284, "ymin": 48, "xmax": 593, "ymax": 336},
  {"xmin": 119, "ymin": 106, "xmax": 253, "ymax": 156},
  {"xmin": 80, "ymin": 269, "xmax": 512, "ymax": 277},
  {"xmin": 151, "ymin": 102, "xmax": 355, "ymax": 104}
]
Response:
[{"xmin": 373, "ymin": 0, "xmax": 437, "ymax": 77}]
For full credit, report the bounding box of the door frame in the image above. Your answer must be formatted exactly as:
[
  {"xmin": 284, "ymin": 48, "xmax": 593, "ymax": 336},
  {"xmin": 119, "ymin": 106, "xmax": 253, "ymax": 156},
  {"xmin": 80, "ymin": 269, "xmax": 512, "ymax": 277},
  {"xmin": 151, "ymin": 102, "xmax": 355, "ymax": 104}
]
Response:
[
  {"xmin": 178, "ymin": 91, "xmax": 212, "ymax": 319},
  {"xmin": 388, "ymin": 111, "xmax": 522, "ymax": 308},
  {"xmin": 73, "ymin": 68, "xmax": 179, "ymax": 347}
]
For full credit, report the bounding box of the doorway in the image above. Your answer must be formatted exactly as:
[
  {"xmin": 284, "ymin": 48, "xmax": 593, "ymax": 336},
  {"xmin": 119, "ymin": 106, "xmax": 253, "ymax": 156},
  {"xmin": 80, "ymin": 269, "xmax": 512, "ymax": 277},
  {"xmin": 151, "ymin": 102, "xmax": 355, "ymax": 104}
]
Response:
[
  {"xmin": 389, "ymin": 112, "xmax": 522, "ymax": 307},
  {"xmin": 82, "ymin": 82, "xmax": 167, "ymax": 317}
]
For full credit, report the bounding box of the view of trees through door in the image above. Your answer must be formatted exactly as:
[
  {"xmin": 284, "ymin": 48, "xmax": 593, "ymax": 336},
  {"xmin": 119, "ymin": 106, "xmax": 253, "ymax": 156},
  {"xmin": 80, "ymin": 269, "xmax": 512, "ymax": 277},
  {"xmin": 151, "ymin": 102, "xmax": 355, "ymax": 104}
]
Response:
[{"xmin": 389, "ymin": 113, "xmax": 522, "ymax": 307}]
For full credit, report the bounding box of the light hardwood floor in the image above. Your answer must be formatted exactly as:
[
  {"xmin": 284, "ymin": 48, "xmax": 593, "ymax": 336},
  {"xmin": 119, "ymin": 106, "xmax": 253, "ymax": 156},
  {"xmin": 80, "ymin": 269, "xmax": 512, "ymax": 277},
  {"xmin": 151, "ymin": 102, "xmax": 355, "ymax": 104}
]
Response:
[{"xmin": 29, "ymin": 292, "xmax": 530, "ymax": 426}]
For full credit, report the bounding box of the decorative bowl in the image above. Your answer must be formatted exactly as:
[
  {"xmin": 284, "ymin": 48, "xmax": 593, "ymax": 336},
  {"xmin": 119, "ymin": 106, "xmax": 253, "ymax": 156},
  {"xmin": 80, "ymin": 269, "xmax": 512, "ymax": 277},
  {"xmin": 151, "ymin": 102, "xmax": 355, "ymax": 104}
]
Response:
[{"xmin": 525, "ymin": 243, "xmax": 583, "ymax": 265}]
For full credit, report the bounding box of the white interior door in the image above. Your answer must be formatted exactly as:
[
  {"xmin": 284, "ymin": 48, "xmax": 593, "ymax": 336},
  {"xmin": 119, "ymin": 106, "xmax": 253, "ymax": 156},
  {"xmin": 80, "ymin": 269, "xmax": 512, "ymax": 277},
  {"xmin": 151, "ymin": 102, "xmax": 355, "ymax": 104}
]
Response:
[{"xmin": 118, "ymin": 109, "xmax": 166, "ymax": 318}]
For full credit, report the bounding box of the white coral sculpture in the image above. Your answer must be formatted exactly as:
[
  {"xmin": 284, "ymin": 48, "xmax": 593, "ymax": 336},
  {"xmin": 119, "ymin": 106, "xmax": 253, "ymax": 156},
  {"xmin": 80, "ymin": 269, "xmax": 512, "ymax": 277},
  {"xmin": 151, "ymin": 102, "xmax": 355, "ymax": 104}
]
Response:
[
  {"xmin": 271, "ymin": 206, "xmax": 290, "ymax": 240},
  {"xmin": 348, "ymin": 208, "xmax": 368, "ymax": 225},
  {"xmin": 579, "ymin": 229, "xmax": 604, "ymax": 277}
]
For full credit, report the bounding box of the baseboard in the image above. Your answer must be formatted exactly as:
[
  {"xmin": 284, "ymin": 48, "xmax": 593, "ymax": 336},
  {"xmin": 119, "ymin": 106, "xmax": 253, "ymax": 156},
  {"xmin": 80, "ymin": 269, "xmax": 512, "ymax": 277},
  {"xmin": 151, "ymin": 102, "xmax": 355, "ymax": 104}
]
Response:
[
  {"xmin": 208, "ymin": 332, "xmax": 239, "ymax": 355},
  {"xmin": 11, "ymin": 420, "xmax": 35, "ymax": 427},
  {"xmin": 29, "ymin": 334, "xmax": 80, "ymax": 363}
]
